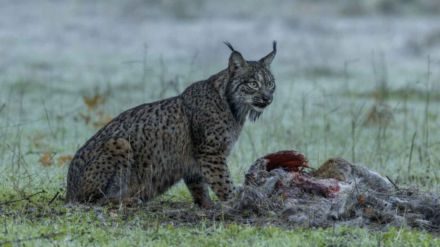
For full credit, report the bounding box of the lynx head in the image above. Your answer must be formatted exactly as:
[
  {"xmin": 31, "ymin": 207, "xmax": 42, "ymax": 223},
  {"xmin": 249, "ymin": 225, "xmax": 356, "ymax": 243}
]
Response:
[{"xmin": 224, "ymin": 41, "xmax": 277, "ymax": 122}]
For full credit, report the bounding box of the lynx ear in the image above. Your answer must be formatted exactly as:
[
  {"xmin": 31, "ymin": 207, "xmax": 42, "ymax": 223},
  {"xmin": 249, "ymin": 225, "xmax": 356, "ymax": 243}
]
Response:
[
  {"xmin": 259, "ymin": 41, "xmax": 277, "ymax": 68},
  {"xmin": 224, "ymin": 42, "xmax": 248, "ymax": 74}
]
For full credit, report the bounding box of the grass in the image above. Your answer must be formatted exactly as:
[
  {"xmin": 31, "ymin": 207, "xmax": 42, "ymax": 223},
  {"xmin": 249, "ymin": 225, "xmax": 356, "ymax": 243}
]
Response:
[
  {"xmin": 3, "ymin": 62, "xmax": 440, "ymax": 245},
  {"xmin": 1, "ymin": 1, "xmax": 440, "ymax": 245},
  {"xmin": 1, "ymin": 58, "xmax": 439, "ymax": 245},
  {"xmin": 1, "ymin": 191, "xmax": 439, "ymax": 246},
  {"xmin": 343, "ymin": 87, "xmax": 440, "ymax": 103}
]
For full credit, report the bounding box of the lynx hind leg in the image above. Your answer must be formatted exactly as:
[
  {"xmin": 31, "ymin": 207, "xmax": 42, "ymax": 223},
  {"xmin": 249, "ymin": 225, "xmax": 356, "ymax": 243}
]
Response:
[
  {"xmin": 184, "ymin": 173, "xmax": 213, "ymax": 208},
  {"xmin": 81, "ymin": 138, "xmax": 134, "ymax": 204}
]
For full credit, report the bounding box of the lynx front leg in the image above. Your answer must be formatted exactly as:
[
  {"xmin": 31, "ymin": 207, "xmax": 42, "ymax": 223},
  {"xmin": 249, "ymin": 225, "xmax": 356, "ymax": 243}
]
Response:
[
  {"xmin": 198, "ymin": 155, "xmax": 235, "ymax": 201},
  {"xmin": 184, "ymin": 173, "xmax": 213, "ymax": 208}
]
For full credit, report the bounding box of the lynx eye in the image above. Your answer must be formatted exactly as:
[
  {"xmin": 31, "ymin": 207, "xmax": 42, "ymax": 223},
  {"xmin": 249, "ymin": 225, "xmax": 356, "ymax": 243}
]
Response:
[
  {"xmin": 267, "ymin": 81, "xmax": 275, "ymax": 89},
  {"xmin": 247, "ymin": 81, "xmax": 259, "ymax": 89}
]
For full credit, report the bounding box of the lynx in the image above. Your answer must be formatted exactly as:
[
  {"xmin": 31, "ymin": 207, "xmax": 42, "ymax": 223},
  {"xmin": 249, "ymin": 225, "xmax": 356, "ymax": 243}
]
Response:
[{"xmin": 66, "ymin": 42, "xmax": 277, "ymax": 208}]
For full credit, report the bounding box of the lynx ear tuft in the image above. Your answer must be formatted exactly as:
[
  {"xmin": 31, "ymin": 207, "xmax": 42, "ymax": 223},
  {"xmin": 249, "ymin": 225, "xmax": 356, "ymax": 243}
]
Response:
[
  {"xmin": 225, "ymin": 42, "xmax": 248, "ymax": 74},
  {"xmin": 259, "ymin": 41, "xmax": 277, "ymax": 68},
  {"xmin": 224, "ymin": 41, "xmax": 236, "ymax": 52}
]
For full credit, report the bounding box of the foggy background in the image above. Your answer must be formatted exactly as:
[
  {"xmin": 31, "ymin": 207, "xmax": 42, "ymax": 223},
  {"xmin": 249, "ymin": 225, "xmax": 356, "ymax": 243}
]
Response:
[{"xmin": 1, "ymin": 0, "xmax": 440, "ymax": 192}]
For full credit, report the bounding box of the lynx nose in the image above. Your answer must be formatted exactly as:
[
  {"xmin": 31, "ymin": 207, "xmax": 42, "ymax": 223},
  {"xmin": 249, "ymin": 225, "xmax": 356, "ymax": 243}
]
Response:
[
  {"xmin": 261, "ymin": 93, "xmax": 272, "ymax": 105},
  {"xmin": 253, "ymin": 93, "xmax": 272, "ymax": 108}
]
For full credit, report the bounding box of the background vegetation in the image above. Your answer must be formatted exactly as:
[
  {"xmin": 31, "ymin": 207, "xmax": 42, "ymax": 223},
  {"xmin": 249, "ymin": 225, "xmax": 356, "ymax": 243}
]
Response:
[{"xmin": 1, "ymin": 0, "xmax": 439, "ymax": 245}]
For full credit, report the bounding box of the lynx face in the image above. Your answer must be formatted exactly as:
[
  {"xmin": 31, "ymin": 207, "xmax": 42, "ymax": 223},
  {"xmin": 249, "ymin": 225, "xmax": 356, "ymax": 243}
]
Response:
[
  {"xmin": 225, "ymin": 42, "xmax": 277, "ymax": 122},
  {"xmin": 234, "ymin": 62, "xmax": 275, "ymax": 112}
]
